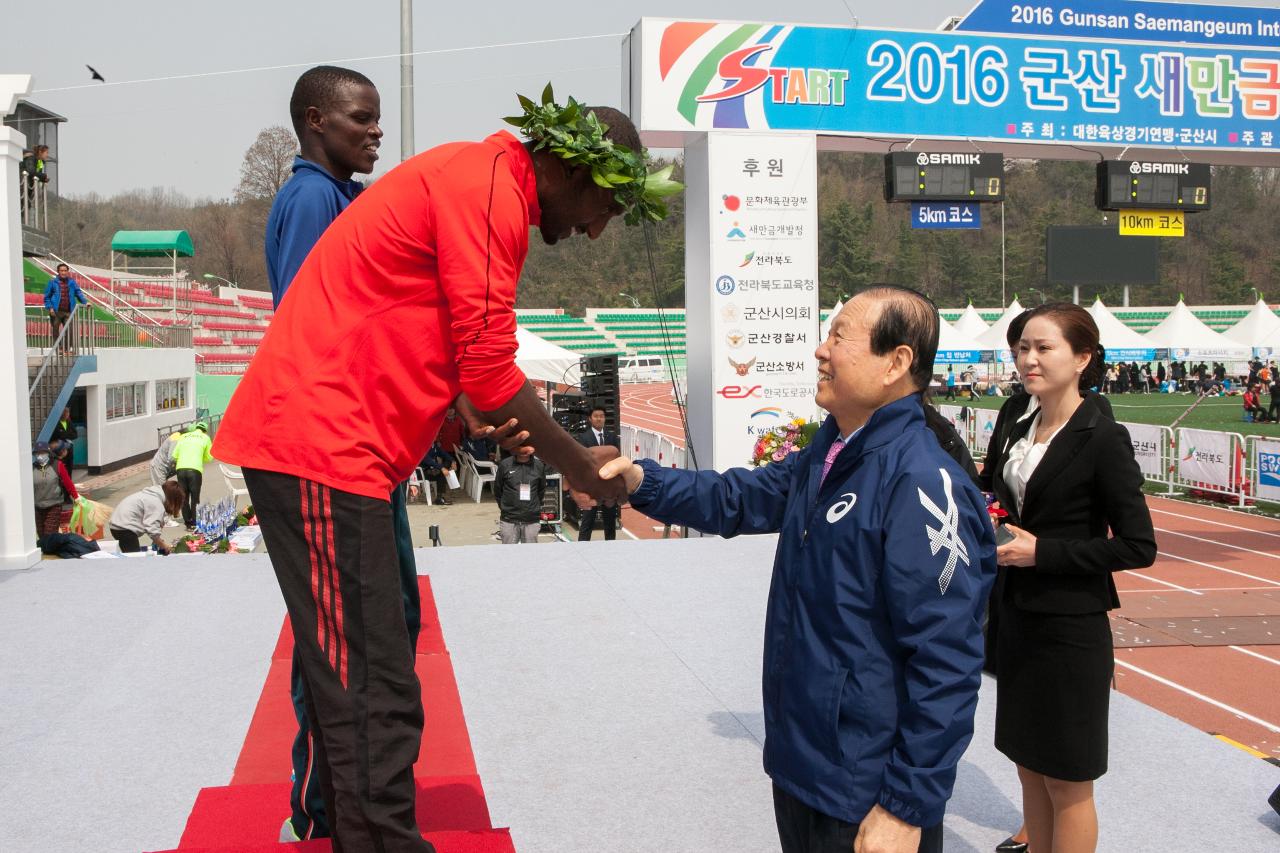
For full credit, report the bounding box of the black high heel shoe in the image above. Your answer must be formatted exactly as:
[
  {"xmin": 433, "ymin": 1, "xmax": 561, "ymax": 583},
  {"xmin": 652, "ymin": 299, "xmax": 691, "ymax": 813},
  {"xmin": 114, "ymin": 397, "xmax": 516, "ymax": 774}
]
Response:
[{"xmin": 995, "ymin": 837, "xmax": 1028, "ymax": 853}]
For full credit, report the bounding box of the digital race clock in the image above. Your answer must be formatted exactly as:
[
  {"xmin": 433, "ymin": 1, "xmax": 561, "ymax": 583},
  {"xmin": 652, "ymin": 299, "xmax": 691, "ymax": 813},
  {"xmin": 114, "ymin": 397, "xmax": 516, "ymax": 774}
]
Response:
[
  {"xmin": 1095, "ymin": 160, "xmax": 1211, "ymax": 212},
  {"xmin": 883, "ymin": 152, "xmax": 1005, "ymax": 203}
]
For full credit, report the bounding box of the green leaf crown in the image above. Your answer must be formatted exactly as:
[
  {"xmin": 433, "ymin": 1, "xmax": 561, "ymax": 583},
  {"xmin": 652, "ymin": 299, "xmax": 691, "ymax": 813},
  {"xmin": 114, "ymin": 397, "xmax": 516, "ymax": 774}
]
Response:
[{"xmin": 504, "ymin": 83, "xmax": 682, "ymax": 226}]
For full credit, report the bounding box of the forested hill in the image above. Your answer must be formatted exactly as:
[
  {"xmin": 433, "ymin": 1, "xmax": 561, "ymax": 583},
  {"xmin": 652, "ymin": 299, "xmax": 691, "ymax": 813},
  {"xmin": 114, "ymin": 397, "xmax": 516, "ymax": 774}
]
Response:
[{"xmin": 44, "ymin": 151, "xmax": 1280, "ymax": 313}]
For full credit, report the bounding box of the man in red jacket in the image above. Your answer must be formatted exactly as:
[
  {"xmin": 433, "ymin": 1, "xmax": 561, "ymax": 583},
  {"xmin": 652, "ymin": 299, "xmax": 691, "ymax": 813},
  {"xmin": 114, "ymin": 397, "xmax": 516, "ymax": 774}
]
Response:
[{"xmin": 213, "ymin": 91, "xmax": 676, "ymax": 852}]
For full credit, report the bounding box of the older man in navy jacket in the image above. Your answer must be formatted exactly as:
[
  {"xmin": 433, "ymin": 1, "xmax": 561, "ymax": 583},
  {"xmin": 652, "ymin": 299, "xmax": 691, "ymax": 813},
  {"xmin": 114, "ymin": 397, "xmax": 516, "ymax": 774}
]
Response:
[{"xmin": 602, "ymin": 286, "xmax": 996, "ymax": 853}]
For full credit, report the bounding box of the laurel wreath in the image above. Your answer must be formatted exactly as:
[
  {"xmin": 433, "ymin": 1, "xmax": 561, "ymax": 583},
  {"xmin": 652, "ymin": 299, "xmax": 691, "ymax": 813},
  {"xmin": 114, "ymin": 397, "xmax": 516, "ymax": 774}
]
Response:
[{"xmin": 504, "ymin": 83, "xmax": 683, "ymax": 226}]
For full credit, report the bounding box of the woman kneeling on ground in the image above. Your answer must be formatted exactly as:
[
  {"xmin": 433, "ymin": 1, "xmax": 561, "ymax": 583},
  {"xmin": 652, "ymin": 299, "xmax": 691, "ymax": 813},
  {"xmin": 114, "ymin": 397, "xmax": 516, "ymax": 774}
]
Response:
[{"xmin": 108, "ymin": 481, "xmax": 186, "ymax": 554}]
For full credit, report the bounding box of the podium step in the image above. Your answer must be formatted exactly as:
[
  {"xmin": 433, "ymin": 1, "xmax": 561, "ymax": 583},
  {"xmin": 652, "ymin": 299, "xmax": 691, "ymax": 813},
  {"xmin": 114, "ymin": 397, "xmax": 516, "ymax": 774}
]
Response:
[
  {"xmin": 177, "ymin": 776, "xmax": 492, "ymax": 848},
  {"xmin": 149, "ymin": 827, "xmax": 515, "ymax": 853}
]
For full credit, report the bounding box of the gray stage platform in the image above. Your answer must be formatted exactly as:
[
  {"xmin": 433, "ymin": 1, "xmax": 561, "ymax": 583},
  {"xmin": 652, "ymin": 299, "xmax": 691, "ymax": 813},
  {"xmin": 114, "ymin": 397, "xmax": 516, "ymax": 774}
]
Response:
[{"xmin": 1, "ymin": 538, "xmax": 1277, "ymax": 853}]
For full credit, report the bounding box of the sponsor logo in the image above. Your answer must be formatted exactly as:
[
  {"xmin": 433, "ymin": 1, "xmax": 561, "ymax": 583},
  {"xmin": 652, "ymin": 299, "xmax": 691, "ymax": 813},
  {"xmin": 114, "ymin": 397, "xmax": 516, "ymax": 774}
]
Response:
[
  {"xmin": 917, "ymin": 152, "xmax": 982, "ymax": 166},
  {"xmin": 739, "ymin": 251, "xmax": 755, "ymax": 268},
  {"xmin": 727, "ymin": 355, "xmax": 757, "ymax": 376},
  {"xmin": 721, "ymin": 303, "xmax": 740, "ymax": 323},
  {"xmin": 826, "ymin": 492, "xmax": 857, "ymax": 523},
  {"xmin": 1182, "ymin": 445, "xmax": 1225, "ymax": 465},
  {"xmin": 725, "ymin": 329, "xmax": 745, "ymax": 349},
  {"xmin": 715, "ymin": 275, "xmax": 736, "ymax": 295},
  {"xmin": 726, "ymin": 221, "xmax": 746, "ymax": 240},
  {"xmin": 692, "ymin": 44, "xmax": 849, "ymax": 108},
  {"xmin": 1129, "ymin": 161, "xmax": 1189, "ymax": 175},
  {"xmin": 917, "ymin": 468, "xmax": 969, "ymax": 595},
  {"xmin": 722, "ymin": 194, "xmax": 741, "ymax": 211},
  {"xmin": 717, "ymin": 384, "xmax": 762, "ymax": 399},
  {"xmin": 1259, "ymin": 451, "xmax": 1280, "ymax": 487},
  {"xmin": 751, "ymin": 407, "xmax": 785, "ymax": 420}
]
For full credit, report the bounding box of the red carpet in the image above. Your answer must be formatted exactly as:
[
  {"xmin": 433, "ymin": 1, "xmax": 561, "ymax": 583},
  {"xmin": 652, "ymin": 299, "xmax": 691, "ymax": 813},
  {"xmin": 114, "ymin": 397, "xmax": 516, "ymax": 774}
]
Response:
[{"xmin": 148, "ymin": 576, "xmax": 513, "ymax": 853}]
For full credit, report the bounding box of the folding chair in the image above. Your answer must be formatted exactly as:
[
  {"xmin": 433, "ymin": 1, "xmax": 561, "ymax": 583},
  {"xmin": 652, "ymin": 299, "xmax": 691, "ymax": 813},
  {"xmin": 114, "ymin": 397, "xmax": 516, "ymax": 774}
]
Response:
[{"xmin": 219, "ymin": 463, "xmax": 251, "ymax": 510}]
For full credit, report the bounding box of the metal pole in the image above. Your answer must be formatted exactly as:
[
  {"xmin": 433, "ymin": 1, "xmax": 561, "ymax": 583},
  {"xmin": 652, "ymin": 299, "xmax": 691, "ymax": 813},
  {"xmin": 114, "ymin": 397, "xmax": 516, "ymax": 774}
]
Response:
[
  {"xmin": 1000, "ymin": 201, "xmax": 1006, "ymax": 307},
  {"xmin": 400, "ymin": 0, "xmax": 414, "ymax": 161}
]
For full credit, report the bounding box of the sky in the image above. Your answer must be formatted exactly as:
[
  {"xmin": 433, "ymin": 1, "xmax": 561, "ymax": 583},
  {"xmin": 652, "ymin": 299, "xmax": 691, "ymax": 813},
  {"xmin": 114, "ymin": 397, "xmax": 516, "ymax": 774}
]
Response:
[{"xmin": 7, "ymin": 1, "xmax": 1276, "ymax": 199}]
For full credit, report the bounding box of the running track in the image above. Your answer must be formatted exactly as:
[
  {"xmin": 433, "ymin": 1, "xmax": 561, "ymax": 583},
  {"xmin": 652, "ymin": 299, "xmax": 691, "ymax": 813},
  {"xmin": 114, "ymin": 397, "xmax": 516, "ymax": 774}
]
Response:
[{"xmin": 619, "ymin": 383, "xmax": 1280, "ymax": 762}]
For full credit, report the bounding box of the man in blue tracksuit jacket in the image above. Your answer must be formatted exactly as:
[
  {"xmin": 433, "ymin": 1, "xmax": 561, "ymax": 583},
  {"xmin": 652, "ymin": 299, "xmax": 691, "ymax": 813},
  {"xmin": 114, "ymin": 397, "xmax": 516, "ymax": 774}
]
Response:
[
  {"xmin": 43, "ymin": 263, "xmax": 88, "ymax": 346},
  {"xmin": 604, "ymin": 287, "xmax": 996, "ymax": 853}
]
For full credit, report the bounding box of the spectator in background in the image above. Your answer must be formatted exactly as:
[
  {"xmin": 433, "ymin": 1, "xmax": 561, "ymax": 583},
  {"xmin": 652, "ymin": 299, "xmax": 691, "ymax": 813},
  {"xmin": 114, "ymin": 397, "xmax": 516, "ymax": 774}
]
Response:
[
  {"xmin": 42, "ymin": 263, "xmax": 87, "ymax": 351},
  {"xmin": 19, "ymin": 145, "xmax": 48, "ymax": 210},
  {"xmin": 1156, "ymin": 361, "xmax": 1166, "ymax": 390},
  {"xmin": 462, "ymin": 432, "xmax": 499, "ymax": 463},
  {"xmin": 50, "ymin": 407, "xmax": 78, "ymax": 443},
  {"xmin": 1103, "ymin": 365, "xmax": 1116, "ymax": 394},
  {"xmin": 576, "ymin": 406, "xmax": 620, "ymax": 541},
  {"xmin": 945, "ymin": 365, "xmax": 957, "ymax": 400},
  {"xmin": 151, "ymin": 430, "xmax": 183, "ymax": 485},
  {"xmin": 496, "ymin": 447, "xmax": 547, "ymax": 543},
  {"xmin": 1272, "ymin": 373, "xmax": 1280, "ymax": 423},
  {"xmin": 32, "ymin": 442, "xmax": 64, "ymax": 537},
  {"xmin": 421, "ymin": 441, "xmax": 456, "ymax": 505},
  {"xmin": 108, "ymin": 481, "xmax": 185, "ymax": 554},
  {"xmin": 173, "ymin": 422, "xmax": 212, "ymax": 529},
  {"xmin": 434, "ymin": 407, "xmax": 467, "ymax": 455},
  {"xmin": 1244, "ymin": 385, "xmax": 1269, "ymax": 422},
  {"xmin": 48, "ymin": 439, "xmax": 80, "ymax": 507}
]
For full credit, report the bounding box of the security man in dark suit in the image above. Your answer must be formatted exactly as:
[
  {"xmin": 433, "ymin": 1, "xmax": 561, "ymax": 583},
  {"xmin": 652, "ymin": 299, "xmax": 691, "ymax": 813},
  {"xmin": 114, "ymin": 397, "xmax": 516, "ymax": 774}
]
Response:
[{"xmin": 575, "ymin": 406, "xmax": 620, "ymax": 540}]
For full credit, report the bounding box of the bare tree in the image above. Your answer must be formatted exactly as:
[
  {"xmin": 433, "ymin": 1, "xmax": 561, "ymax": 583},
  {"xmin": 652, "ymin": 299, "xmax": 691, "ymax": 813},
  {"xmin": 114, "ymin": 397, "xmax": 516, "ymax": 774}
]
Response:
[
  {"xmin": 235, "ymin": 125, "xmax": 298, "ymax": 202},
  {"xmin": 195, "ymin": 200, "xmax": 249, "ymax": 286}
]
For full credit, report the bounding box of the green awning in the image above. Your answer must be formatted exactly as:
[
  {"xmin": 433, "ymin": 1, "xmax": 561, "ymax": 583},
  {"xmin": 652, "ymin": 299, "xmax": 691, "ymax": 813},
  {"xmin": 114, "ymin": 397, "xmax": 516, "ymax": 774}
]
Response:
[{"xmin": 110, "ymin": 230, "xmax": 194, "ymax": 257}]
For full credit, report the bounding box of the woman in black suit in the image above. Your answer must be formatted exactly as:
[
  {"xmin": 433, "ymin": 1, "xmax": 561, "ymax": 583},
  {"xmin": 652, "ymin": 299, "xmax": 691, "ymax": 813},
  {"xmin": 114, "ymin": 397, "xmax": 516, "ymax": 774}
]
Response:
[{"xmin": 981, "ymin": 303, "xmax": 1156, "ymax": 853}]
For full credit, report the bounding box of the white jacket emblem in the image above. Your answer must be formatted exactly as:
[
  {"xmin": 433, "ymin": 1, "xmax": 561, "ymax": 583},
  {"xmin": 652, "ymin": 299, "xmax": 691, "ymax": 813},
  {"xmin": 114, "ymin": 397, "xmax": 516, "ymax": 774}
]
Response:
[{"xmin": 826, "ymin": 492, "xmax": 857, "ymax": 523}]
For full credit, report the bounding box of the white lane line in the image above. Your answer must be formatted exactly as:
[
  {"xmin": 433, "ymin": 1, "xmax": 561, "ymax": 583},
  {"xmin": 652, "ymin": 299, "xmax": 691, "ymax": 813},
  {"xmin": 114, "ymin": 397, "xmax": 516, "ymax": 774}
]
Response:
[
  {"xmin": 1114, "ymin": 658, "xmax": 1280, "ymax": 734},
  {"xmin": 1121, "ymin": 586, "xmax": 1280, "ymax": 593},
  {"xmin": 1155, "ymin": 527, "xmax": 1280, "ymax": 562},
  {"xmin": 620, "ymin": 525, "xmax": 640, "ymax": 540},
  {"xmin": 1230, "ymin": 646, "xmax": 1280, "ymax": 667},
  {"xmin": 1149, "ymin": 506, "xmax": 1280, "ymax": 540},
  {"xmin": 1126, "ymin": 571, "xmax": 1204, "ymax": 595},
  {"xmin": 1156, "ymin": 550, "xmax": 1280, "ymax": 587}
]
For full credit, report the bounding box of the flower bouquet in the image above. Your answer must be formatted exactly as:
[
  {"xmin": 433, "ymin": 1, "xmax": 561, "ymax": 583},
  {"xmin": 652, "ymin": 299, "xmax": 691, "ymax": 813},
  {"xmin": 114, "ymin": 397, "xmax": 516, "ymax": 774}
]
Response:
[
  {"xmin": 750, "ymin": 418, "xmax": 820, "ymax": 467},
  {"xmin": 171, "ymin": 534, "xmax": 238, "ymax": 555}
]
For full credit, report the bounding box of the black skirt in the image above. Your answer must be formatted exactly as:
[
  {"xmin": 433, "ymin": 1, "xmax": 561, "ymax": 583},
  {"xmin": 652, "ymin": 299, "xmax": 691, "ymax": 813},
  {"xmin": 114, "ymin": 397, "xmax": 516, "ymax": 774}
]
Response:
[{"xmin": 994, "ymin": 602, "xmax": 1113, "ymax": 781}]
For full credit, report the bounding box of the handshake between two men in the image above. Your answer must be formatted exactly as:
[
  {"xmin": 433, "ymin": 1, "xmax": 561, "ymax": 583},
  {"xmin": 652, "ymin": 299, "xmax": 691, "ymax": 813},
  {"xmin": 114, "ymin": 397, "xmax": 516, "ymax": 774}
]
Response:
[{"xmin": 453, "ymin": 386, "xmax": 639, "ymax": 510}]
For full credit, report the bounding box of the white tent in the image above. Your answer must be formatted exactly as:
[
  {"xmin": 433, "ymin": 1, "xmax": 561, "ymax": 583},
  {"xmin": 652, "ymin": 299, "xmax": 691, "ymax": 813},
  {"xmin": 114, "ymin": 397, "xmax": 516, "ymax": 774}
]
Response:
[
  {"xmin": 1223, "ymin": 299, "xmax": 1280, "ymax": 347},
  {"xmin": 1086, "ymin": 298, "xmax": 1159, "ymax": 353},
  {"xmin": 937, "ymin": 319, "xmax": 986, "ymax": 353},
  {"xmin": 1142, "ymin": 300, "xmax": 1251, "ymax": 361},
  {"xmin": 951, "ymin": 303, "xmax": 990, "ymax": 338},
  {"xmin": 976, "ymin": 297, "xmax": 1025, "ymax": 348},
  {"xmin": 516, "ymin": 327, "xmax": 582, "ymax": 385}
]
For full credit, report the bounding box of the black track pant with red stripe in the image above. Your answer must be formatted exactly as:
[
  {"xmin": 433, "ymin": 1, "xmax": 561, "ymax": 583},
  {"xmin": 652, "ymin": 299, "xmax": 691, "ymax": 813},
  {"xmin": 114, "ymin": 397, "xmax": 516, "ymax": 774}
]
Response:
[{"xmin": 244, "ymin": 468, "xmax": 435, "ymax": 853}]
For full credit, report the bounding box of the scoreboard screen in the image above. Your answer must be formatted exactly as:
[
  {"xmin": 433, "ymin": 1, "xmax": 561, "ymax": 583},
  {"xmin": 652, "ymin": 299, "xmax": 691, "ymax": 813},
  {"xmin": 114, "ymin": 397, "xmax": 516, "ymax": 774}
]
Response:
[
  {"xmin": 1095, "ymin": 160, "xmax": 1211, "ymax": 212},
  {"xmin": 884, "ymin": 152, "xmax": 1005, "ymax": 203}
]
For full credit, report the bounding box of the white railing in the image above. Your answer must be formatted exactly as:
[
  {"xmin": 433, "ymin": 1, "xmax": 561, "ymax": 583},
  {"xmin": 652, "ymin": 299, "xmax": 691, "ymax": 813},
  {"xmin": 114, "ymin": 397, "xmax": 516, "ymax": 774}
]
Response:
[
  {"xmin": 620, "ymin": 425, "xmax": 686, "ymax": 470},
  {"xmin": 24, "ymin": 306, "xmax": 192, "ymax": 351},
  {"xmin": 935, "ymin": 401, "xmax": 1268, "ymax": 506},
  {"xmin": 19, "ymin": 170, "xmax": 47, "ymax": 230}
]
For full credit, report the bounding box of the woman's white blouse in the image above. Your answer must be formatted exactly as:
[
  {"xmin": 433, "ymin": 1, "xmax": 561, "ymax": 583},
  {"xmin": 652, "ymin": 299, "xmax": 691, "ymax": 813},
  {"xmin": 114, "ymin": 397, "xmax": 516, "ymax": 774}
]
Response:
[{"xmin": 1002, "ymin": 398, "xmax": 1067, "ymax": 515}]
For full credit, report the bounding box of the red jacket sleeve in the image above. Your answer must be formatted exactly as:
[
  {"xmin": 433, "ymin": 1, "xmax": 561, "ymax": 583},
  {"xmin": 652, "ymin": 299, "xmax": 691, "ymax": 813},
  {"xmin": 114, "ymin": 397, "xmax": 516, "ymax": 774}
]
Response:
[
  {"xmin": 57, "ymin": 460, "xmax": 78, "ymax": 500},
  {"xmin": 434, "ymin": 152, "xmax": 530, "ymax": 411}
]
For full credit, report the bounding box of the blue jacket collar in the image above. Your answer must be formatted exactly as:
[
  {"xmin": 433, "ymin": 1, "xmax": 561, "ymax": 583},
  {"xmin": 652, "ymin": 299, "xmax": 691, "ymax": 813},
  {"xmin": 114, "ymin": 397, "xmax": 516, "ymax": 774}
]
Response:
[
  {"xmin": 291, "ymin": 157, "xmax": 363, "ymax": 200},
  {"xmin": 810, "ymin": 394, "xmax": 925, "ymax": 490}
]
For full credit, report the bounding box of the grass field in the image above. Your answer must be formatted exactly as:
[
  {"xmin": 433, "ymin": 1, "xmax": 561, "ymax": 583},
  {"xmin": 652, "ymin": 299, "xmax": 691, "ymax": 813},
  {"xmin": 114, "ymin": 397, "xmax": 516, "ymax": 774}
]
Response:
[{"xmin": 949, "ymin": 391, "xmax": 1280, "ymax": 437}]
